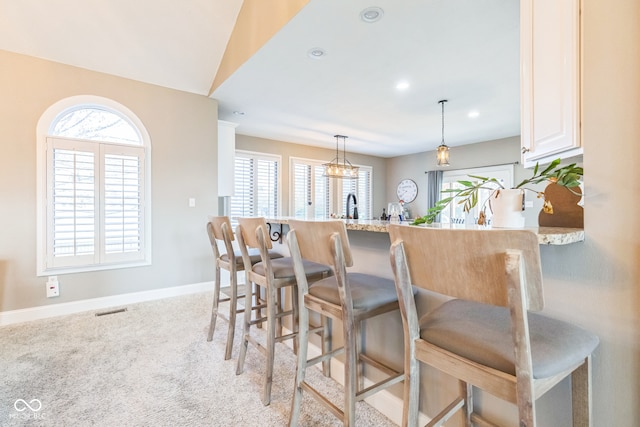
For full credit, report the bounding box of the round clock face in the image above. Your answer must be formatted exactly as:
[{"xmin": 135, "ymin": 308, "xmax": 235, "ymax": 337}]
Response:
[{"xmin": 396, "ymin": 179, "xmax": 418, "ymax": 203}]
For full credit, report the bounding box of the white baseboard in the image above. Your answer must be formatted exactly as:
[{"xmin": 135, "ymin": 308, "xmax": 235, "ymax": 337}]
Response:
[{"xmin": 0, "ymin": 281, "xmax": 213, "ymax": 326}]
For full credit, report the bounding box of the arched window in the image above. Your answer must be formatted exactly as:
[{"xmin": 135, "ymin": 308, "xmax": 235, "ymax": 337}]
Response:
[{"xmin": 37, "ymin": 96, "xmax": 151, "ymax": 275}]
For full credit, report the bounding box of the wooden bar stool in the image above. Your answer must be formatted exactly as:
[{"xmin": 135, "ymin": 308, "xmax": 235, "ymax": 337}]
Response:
[
  {"xmin": 388, "ymin": 225, "xmax": 599, "ymax": 427},
  {"xmin": 206, "ymin": 216, "xmax": 282, "ymax": 360},
  {"xmin": 235, "ymin": 217, "xmax": 332, "ymax": 406},
  {"xmin": 287, "ymin": 219, "xmax": 404, "ymax": 426}
]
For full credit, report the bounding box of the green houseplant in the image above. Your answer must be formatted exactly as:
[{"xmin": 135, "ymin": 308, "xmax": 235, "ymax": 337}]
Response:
[{"xmin": 412, "ymin": 159, "xmax": 583, "ymax": 226}]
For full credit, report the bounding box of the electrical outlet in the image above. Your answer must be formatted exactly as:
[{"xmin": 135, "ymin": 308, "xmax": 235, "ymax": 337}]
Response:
[
  {"xmin": 46, "ymin": 276, "xmax": 59, "ymax": 298},
  {"xmin": 189, "ymin": 197, "xmax": 196, "ymax": 207}
]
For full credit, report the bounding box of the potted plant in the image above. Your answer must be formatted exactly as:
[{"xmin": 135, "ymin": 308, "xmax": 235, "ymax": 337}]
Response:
[{"xmin": 411, "ymin": 159, "xmax": 583, "ymax": 227}]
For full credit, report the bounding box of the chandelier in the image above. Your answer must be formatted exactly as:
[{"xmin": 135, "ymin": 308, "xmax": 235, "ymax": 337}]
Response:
[
  {"xmin": 436, "ymin": 99, "xmax": 450, "ymax": 167},
  {"xmin": 323, "ymin": 134, "xmax": 359, "ymax": 179}
]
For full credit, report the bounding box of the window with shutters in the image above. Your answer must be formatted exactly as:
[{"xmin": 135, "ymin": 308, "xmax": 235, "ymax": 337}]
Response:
[
  {"xmin": 290, "ymin": 158, "xmax": 331, "ymax": 219},
  {"xmin": 230, "ymin": 151, "xmax": 280, "ymax": 226},
  {"xmin": 290, "ymin": 158, "xmax": 372, "ymax": 219},
  {"xmin": 37, "ymin": 96, "xmax": 151, "ymax": 275}
]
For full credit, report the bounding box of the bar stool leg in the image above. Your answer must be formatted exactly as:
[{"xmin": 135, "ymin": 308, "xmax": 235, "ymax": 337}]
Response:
[
  {"xmin": 224, "ymin": 269, "xmax": 238, "ymax": 360},
  {"xmin": 207, "ymin": 264, "xmax": 222, "ymax": 342},
  {"xmin": 356, "ymin": 321, "xmax": 365, "ymax": 394},
  {"xmin": 276, "ymin": 288, "xmax": 283, "ymax": 338},
  {"xmin": 291, "ymin": 286, "xmax": 300, "ymax": 355},
  {"xmin": 288, "ymin": 304, "xmax": 309, "ymax": 426},
  {"xmin": 263, "ymin": 283, "xmax": 277, "ymax": 406},
  {"xmin": 344, "ymin": 319, "xmax": 357, "ymax": 427},
  {"xmin": 236, "ymin": 281, "xmax": 253, "ymax": 375},
  {"xmin": 322, "ymin": 316, "xmax": 332, "ymax": 377}
]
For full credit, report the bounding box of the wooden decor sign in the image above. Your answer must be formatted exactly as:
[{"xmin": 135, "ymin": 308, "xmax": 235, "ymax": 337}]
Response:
[{"xmin": 538, "ymin": 183, "xmax": 584, "ymax": 228}]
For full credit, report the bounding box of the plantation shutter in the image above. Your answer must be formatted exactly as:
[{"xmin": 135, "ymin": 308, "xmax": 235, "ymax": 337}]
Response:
[
  {"xmin": 255, "ymin": 158, "xmax": 278, "ymax": 218},
  {"xmin": 102, "ymin": 143, "xmax": 145, "ymax": 263},
  {"xmin": 46, "ymin": 138, "xmax": 145, "ymax": 269},
  {"xmin": 339, "ymin": 167, "xmax": 372, "ymax": 219},
  {"xmin": 47, "ymin": 138, "xmax": 98, "ymax": 268},
  {"xmin": 357, "ymin": 168, "xmax": 372, "ymax": 220},
  {"xmin": 292, "ymin": 163, "xmax": 311, "ymax": 218},
  {"xmin": 230, "ymin": 152, "xmax": 280, "ymax": 226},
  {"xmin": 340, "ymin": 179, "xmax": 360, "ymax": 218},
  {"xmin": 313, "ymin": 165, "xmax": 330, "ymax": 218},
  {"xmin": 231, "ymin": 156, "xmax": 254, "ymax": 223},
  {"xmin": 291, "ymin": 158, "xmax": 330, "ymax": 219}
]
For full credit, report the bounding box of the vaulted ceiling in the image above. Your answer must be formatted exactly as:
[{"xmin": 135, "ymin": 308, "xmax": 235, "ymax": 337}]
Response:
[{"xmin": 0, "ymin": 0, "xmax": 520, "ymax": 157}]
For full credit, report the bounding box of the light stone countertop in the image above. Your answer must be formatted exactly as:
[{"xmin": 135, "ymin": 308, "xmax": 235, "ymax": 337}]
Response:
[{"xmin": 265, "ymin": 217, "xmax": 584, "ymax": 245}]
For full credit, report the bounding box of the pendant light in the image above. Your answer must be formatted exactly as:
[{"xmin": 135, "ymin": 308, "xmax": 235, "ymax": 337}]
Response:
[
  {"xmin": 323, "ymin": 134, "xmax": 359, "ymax": 179},
  {"xmin": 436, "ymin": 99, "xmax": 450, "ymax": 166}
]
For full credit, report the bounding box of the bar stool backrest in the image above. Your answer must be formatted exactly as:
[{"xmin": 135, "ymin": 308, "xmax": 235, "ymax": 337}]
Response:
[
  {"xmin": 389, "ymin": 226, "xmax": 544, "ymax": 310},
  {"xmin": 208, "ymin": 216, "xmax": 235, "ymax": 242},
  {"xmin": 236, "ymin": 217, "xmax": 273, "ymax": 251},
  {"xmin": 287, "ymin": 219, "xmax": 353, "ymax": 269}
]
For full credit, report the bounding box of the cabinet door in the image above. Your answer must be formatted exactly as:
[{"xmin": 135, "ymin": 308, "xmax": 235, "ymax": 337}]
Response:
[{"xmin": 521, "ymin": 0, "xmax": 581, "ymax": 167}]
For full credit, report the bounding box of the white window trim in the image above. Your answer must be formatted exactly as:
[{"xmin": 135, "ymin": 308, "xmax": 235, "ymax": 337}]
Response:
[{"xmin": 36, "ymin": 95, "xmax": 152, "ymax": 276}]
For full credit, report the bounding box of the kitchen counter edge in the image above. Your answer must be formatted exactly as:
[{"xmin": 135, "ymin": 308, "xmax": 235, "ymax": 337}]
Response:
[{"xmin": 265, "ymin": 217, "xmax": 584, "ymax": 245}]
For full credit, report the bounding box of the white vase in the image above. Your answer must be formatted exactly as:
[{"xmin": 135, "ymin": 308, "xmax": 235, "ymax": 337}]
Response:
[{"xmin": 489, "ymin": 188, "xmax": 525, "ymax": 228}]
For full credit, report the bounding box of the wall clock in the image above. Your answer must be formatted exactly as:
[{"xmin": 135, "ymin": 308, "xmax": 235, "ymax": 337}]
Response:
[{"xmin": 396, "ymin": 179, "xmax": 418, "ymax": 203}]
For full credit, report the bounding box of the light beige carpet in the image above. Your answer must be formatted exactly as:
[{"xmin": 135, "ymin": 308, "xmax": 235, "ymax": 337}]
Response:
[{"xmin": 0, "ymin": 291, "xmax": 397, "ymax": 426}]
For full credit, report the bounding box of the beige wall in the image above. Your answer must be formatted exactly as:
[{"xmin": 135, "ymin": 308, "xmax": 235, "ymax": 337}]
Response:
[
  {"xmin": 571, "ymin": 0, "xmax": 640, "ymax": 423},
  {"xmin": 0, "ymin": 50, "xmax": 219, "ymax": 312},
  {"xmin": 235, "ymin": 134, "xmax": 388, "ymax": 217}
]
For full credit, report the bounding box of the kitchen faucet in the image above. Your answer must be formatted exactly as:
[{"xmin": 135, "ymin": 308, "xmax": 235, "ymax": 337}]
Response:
[{"xmin": 346, "ymin": 193, "xmax": 358, "ymax": 219}]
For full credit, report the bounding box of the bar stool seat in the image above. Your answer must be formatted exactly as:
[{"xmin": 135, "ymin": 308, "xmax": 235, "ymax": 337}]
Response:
[
  {"xmin": 252, "ymin": 257, "xmax": 330, "ymax": 279},
  {"xmin": 420, "ymin": 299, "xmax": 599, "ymax": 379},
  {"xmin": 220, "ymin": 248, "xmax": 267, "ymax": 266},
  {"xmin": 309, "ymin": 272, "xmax": 399, "ymax": 311}
]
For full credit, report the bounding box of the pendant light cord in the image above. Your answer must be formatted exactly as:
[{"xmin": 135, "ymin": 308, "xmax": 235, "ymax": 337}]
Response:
[{"xmin": 439, "ymin": 99, "xmax": 447, "ymax": 145}]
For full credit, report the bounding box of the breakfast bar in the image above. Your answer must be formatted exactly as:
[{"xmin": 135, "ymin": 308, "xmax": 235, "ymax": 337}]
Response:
[{"xmin": 267, "ymin": 217, "xmax": 585, "ymax": 245}]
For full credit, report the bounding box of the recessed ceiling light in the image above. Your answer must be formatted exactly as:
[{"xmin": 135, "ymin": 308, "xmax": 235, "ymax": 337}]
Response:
[
  {"xmin": 307, "ymin": 48, "xmax": 326, "ymax": 59},
  {"xmin": 468, "ymin": 110, "xmax": 480, "ymax": 118},
  {"xmin": 360, "ymin": 7, "xmax": 384, "ymax": 23},
  {"xmin": 233, "ymin": 111, "xmax": 245, "ymax": 116},
  {"xmin": 396, "ymin": 81, "xmax": 410, "ymax": 90}
]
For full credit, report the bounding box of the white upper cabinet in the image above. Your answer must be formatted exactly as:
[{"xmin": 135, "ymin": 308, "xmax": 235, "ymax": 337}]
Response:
[
  {"xmin": 218, "ymin": 120, "xmax": 238, "ymax": 197},
  {"xmin": 520, "ymin": 0, "xmax": 582, "ymax": 167}
]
